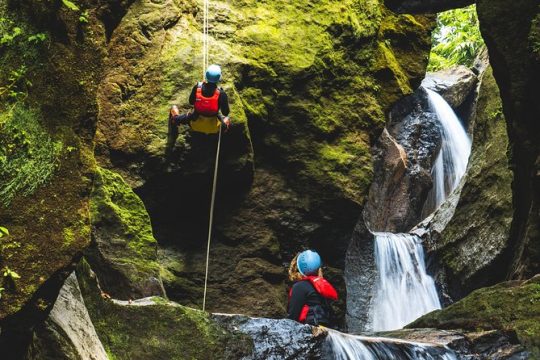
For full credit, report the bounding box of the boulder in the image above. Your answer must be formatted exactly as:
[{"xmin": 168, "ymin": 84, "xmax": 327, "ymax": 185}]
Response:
[
  {"xmin": 422, "ymin": 66, "xmax": 478, "ymax": 109},
  {"xmin": 26, "ymin": 273, "xmax": 108, "ymax": 360},
  {"xmin": 214, "ymin": 315, "xmax": 324, "ymax": 360},
  {"xmin": 87, "ymin": 167, "xmax": 165, "ymax": 300},
  {"xmin": 76, "ymin": 260, "xmax": 254, "ymax": 360},
  {"xmin": 409, "ymin": 275, "xmax": 540, "ymax": 358},
  {"xmin": 364, "ymin": 87, "xmax": 441, "ymax": 233}
]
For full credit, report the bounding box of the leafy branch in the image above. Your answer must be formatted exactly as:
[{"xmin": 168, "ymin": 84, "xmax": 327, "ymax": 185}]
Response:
[{"xmin": 428, "ymin": 5, "xmax": 485, "ymax": 71}]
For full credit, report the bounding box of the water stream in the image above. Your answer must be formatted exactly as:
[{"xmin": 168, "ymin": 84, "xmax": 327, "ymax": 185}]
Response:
[
  {"xmin": 371, "ymin": 233, "xmax": 441, "ymax": 331},
  {"xmin": 326, "ymin": 330, "xmax": 458, "ymax": 360},
  {"xmin": 368, "ymin": 87, "xmax": 471, "ymax": 332},
  {"xmin": 422, "ymin": 88, "xmax": 472, "ymax": 215}
]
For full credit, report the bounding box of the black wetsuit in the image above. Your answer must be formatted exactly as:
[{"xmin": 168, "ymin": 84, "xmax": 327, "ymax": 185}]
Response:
[{"xmin": 288, "ymin": 280, "xmax": 332, "ymax": 326}]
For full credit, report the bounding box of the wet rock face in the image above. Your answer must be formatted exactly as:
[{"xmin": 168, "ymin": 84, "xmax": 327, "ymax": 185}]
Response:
[
  {"xmin": 345, "ymin": 221, "xmax": 377, "ymax": 332},
  {"xmin": 364, "ymin": 86, "xmax": 441, "ymax": 233},
  {"xmin": 422, "ymin": 66, "xmax": 478, "ymax": 109},
  {"xmin": 214, "ymin": 315, "xmax": 324, "ymax": 360},
  {"xmin": 0, "ymin": 0, "xmax": 109, "ymax": 353},
  {"xmin": 384, "ymin": 328, "xmax": 530, "ymax": 360},
  {"xmin": 409, "ymin": 275, "xmax": 540, "ymax": 358}
]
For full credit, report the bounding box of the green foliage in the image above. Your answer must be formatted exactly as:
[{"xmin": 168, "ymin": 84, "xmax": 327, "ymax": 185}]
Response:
[
  {"xmin": 0, "ymin": 15, "xmax": 47, "ymax": 103},
  {"xmin": 0, "ymin": 104, "xmax": 63, "ymax": 207},
  {"xmin": 0, "ymin": 227, "xmax": 8, "ymax": 237},
  {"xmin": 2, "ymin": 267, "xmax": 20, "ymax": 280},
  {"xmin": 0, "ymin": 227, "xmax": 22, "ymax": 297},
  {"xmin": 61, "ymin": 0, "xmax": 80, "ymax": 11},
  {"xmin": 428, "ymin": 5, "xmax": 485, "ymax": 71},
  {"xmin": 79, "ymin": 10, "xmax": 89, "ymax": 24}
]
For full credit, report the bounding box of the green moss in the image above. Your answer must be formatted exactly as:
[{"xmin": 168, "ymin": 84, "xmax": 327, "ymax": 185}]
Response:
[
  {"xmin": 0, "ymin": 104, "xmax": 63, "ymax": 207},
  {"xmin": 91, "ymin": 168, "xmax": 156, "ymax": 258},
  {"xmin": 76, "ymin": 260, "xmax": 253, "ymax": 360},
  {"xmin": 409, "ymin": 276, "xmax": 540, "ymax": 357},
  {"xmin": 90, "ymin": 167, "xmax": 161, "ymax": 288}
]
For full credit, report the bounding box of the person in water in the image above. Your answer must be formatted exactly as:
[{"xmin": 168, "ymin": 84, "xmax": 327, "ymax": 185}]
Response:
[
  {"xmin": 167, "ymin": 64, "xmax": 231, "ymax": 151},
  {"xmin": 287, "ymin": 250, "xmax": 338, "ymax": 327}
]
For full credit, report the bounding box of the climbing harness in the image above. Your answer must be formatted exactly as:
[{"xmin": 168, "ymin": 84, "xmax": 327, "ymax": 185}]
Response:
[{"xmin": 202, "ymin": 0, "xmax": 218, "ymax": 312}]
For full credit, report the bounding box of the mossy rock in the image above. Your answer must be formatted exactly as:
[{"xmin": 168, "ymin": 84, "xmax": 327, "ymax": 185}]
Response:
[
  {"xmin": 0, "ymin": 0, "xmax": 107, "ymax": 321},
  {"xmin": 93, "ymin": 0, "xmax": 434, "ymax": 322},
  {"xmin": 87, "ymin": 167, "xmax": 164, "ymax": 299},
  {"xmin": 409, "ymin": 275, "xmax": 540, "ymax": 358},
  {"xmin": 76, "ymin": 259, "xmax": 253, "ymax": 360}
]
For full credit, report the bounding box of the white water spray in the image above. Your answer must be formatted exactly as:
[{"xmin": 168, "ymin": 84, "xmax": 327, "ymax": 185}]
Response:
[
  {"xmin": 326, "ymin": 329, "xmax": 458, "ymax": 360},
  {"xmin": 371, "ymin": 233, "xmax": 441, "ymax": 331},
  {"xmin": 423, "ymin": 88, "xmax": 472, "ymax": 214}
]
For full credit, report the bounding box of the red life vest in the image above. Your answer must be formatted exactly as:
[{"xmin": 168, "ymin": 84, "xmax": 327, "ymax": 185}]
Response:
[
  {"xmin": 288, "ymin": 276, "xmax": 338, "ymax": 323},
  {"xmin": 194, "ymin": 82, "xmax": 220, "ymax": 116}
]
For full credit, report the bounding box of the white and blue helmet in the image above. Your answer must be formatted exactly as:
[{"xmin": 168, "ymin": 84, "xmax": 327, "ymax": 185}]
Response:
[
  {"xmin": 205, "ymin": 64, "xmax": 222, "ymax": 83},
  {"xmin": 297, "ymin": 250, "xmax": 322, "ymax": 276}
]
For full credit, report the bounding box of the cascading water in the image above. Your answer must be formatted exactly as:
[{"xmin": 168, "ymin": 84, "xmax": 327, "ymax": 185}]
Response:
[
  {"xmin": 368, "ymin": 88, "xmax": 471, "ymax": 332},
  {"xmin": 422, "ymin": 88, "xmax": 472, "ymax": 215},
  {"xmin": 325, "ymin": 329, "xmax": 458, "ymax": 360},
  {"xmin": 371, "ymin": 233, "xmax": 441, "ymax": 331}
]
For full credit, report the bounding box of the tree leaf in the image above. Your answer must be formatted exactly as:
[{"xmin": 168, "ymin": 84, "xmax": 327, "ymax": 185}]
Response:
[
  {"xmin": 0, "ymin": 226, "xmax": 8, "ymax": 237},
  {"xmin": 62, "ymin": 0, "xmax": 80, "ymax": 11}
]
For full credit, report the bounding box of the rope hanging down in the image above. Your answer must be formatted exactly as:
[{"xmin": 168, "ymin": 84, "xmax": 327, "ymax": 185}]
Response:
[{"xmin": 202, "ymin": 0, "xmax": 218, "ymax": 312}]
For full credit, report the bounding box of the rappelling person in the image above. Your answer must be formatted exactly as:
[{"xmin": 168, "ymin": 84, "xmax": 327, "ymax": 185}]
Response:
[
  {"xmin": 287, "ymin": 250, "xmax": 338, "ymax": 327},
  {"xmin": 167, "ymin": 64, "xmax": 231, "ymax": 151}
]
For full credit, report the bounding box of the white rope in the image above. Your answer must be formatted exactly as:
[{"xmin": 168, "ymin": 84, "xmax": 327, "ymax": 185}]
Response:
[
  {"xmin": 202, "ymin": 123, "xmax": 222, "ymax": 311},
  {"xmin": 201, "ymin": 0, "xmax": 219, "ymax": 312},
  {"xmin": 202, "ymin": 0, "xmax": 209, "ymax": 78}
]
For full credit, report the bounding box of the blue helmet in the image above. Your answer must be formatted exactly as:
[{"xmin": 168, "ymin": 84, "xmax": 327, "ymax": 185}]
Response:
[
  {"xmin": 205, "ymin": 64, "xmax": 222, "ymax": 83},
  {"xmin": 297, "ymin": 250, "xmax": 322, "ymax": 276}
]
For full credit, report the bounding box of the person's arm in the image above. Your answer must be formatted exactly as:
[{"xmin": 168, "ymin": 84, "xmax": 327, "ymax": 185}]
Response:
[
  {"xmin": 287, "ymin": 282, "xmax": 307, "ymax": 321},
  {"xmin": 188, "ymin": 84, "xmax": 198, "ymax": 105},
  {"xmin": 219, "ymin": 89, "xmax": 230, "ymax": 116}
]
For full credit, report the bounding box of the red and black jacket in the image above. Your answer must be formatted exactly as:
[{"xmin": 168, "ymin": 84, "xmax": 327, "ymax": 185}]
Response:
[{"xmin": 287, "ymin": 276, "xmax": 338, "ymax": 326}]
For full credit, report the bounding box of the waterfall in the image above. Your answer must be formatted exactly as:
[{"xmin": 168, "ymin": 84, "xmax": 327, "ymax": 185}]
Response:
[
  {"xmin": 325, "ymin": 329, "xmax": 458, "ymax": 360},
  {"xmin": 422, "ymin": 88, "xmax": 472, "ymax": 215},
  {"xmin": 366, "ymin": 88, "xmax": 471, "ymax": 332},
  {"xmin": 371, "ymin": 233, "xmax": 441, "ymax": 331}
]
